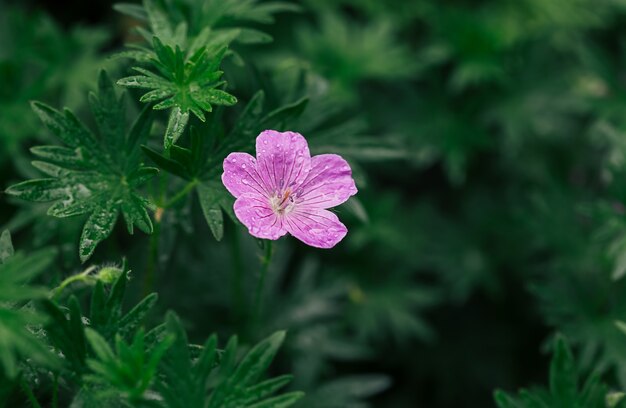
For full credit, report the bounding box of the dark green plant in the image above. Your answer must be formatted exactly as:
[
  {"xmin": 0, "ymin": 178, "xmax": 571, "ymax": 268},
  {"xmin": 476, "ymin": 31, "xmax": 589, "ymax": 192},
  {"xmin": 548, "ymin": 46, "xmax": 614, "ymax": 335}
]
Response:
[{"xmin": 494, "ymin": 336, "xmax": 612, "ymax": 408}]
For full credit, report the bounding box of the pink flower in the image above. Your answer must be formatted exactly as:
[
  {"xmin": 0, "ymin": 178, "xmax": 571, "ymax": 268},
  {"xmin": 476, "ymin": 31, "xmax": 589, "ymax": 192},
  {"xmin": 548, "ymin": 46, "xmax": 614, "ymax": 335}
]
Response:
[{"xmin": 222, "ymin": 130, "xmax": 358, "ymax": 248}]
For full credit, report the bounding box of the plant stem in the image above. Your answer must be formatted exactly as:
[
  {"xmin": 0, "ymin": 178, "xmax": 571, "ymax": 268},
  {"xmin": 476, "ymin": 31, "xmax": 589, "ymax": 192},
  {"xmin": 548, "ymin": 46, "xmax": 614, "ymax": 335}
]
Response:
[
  {"xmin": 143, "ymin": 212, "xmax": 162, "ymax": 297},
  {"xmin": 253, "ymin": 241, "xmax": 273, "ymax": 324},
  {"xmin": 19, "ymin": 377, "xmax": 42, "ymax": 408},
  {"xmin": 163, "ymin": 179, "xmax": 197, "ymax": 209},
  {"xmin": 50, "ymin": 266, "xmax": 97, "ymax": 300},
  {"xmin": 230, "ymin": 228, "xmax": 245, "ymax": 325}
]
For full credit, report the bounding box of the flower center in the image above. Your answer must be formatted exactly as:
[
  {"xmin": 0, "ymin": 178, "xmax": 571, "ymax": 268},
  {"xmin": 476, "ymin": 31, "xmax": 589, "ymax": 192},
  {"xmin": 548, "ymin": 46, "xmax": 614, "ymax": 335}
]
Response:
[{"xmin": 269, "ymin": 189, "xmax": 296, "ymax": 215}]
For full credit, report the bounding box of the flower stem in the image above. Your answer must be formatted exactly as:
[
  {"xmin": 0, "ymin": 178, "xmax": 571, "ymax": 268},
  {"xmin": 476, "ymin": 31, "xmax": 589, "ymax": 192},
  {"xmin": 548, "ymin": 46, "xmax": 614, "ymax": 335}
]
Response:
[
  {"xmin": 231, "ymin": 229, "xmax": 245, "ymax": 325},
  {"xmin": 143, "ymin": 214, "xmax": 161, "ymax": 297},
  {"xmin": 163, "ymin": 179, "xmax": 198, "ymax": 209},
  {"xmin": 253, "ymin": 241, "xmax": 273, "ymax": 324},
  {"xmin": 50, "ymin": 266, "xmax": 97, "ymax": 300}
]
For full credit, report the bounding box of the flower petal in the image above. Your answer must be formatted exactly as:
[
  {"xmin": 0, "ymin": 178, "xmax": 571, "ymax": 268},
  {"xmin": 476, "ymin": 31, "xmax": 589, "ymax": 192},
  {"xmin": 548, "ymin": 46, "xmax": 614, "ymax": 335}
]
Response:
[
  {"xmin": 284, "ymin": 208, "xmax": 348, "ymax": 248},
  {"xmin": 255, "ymin": 130, "xmax": 311, "ymax": 193},
  {"xmin": 222, "ymin": 152, "xmax": 270, "ymax": 198},
  {"xmin": 233, "ymin": 193, "xmax": 287, "ymax": 240},
  {"xmin": 296, "ymin": 154, "xmax": 357, "ymax": 209}
]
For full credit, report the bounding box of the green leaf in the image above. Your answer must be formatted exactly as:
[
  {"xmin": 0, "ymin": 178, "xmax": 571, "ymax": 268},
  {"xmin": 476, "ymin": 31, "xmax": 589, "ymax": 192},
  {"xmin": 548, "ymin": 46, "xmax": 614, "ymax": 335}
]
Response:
[
  {"xmin": 0, "ymin": 247, "xmax": 56, "ymax": 300},
  {"xmin": 142, "ymin": 144, "xmax": 191, "ymax": 179},
  {"xmin": 550, "ymin": 336, "xmax": 577, "ymax": 406},
  {"xmin": 208, "ymin": 93, "xmax": 309, "ymax": 178},
  {"xmin": 85, "ymin": 328, "xmax": 115, "ymax": 362},
  {"xmin": 232, "ymin": 331, "xmax": 286, "ymax": 386},
  {"xmin": 492, "ymin": 335, "xmax": 609, "ymax": 408},
  {"xmin": 0, "ymin": 230, "xmax": 14, "ymax": 263},
  {"xmin": 39, "ymin": 298, "xmax": 87, "ymax": 378},
  {"xmin": 494, "ymin": 390, "xmax": 522, "ymax": 408},
  {"xmin": 165, "ymin": 107, "xmax": 190, "ymax": 149},
  {"xmin": 118, "ymin": 37, "xmax": 236, "ymax": 148},
  {"xmin": 84, "ymin": 327, "xmax": 174, "ymax": 404},
  {"xmin": 117, "ymin": 293, "xmax": 158, "ymax": 338},
  {"xmin": 79, "ymin": 203, "xmax": 119, "ymax": 262},
  {"xmin": 115, "ymin": 0, "xmax": 299, "ymax": 46},
  {"xmin": 607, "ymin": 392, "xmax": 626, "ymax": 408},
  {"xmin": 197, "ymin": 181, "xmax": 235, "ymax": 241},
  {"xmin": 259, "ymin": 97, "xmax": 308, "ymax": 129},
  {"xmin": 6, "ymin": 70, "xmax": 156, "ymax": 262},
  {"xmin": 89, "ymin": 269, "xmax": 157, "ymax": 341},
  {"xmin": 207, "ymin": 331, "xmax": 301, "ymax": 408},
  {"xmin": 247, "ymin": 392, "xmax": 305, "ymax": 408},
  {"xmin": 157, "ymin": 321, "xmax": 300, "ymax": 408},
  {"xmin": 113, "ymin": 3, "xmax": 147, "ymax": 21},
  {"xmin": 0, "ymin": 243, "xmax": 59, "ymax": 378}
]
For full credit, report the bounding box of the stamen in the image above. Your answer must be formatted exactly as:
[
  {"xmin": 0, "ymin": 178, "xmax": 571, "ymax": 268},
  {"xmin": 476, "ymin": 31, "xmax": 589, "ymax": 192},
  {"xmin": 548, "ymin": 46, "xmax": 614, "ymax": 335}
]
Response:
[{"xmin": 270, "ymin": 189, "xmax": 296, "ymax": 215}]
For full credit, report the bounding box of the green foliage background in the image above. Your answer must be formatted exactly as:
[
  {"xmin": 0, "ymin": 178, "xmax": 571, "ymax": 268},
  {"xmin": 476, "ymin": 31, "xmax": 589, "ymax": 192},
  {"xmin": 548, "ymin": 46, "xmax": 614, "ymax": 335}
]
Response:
[{"xmin": 4, "ymin": 0, "xmax": 626, "ymax": 406}]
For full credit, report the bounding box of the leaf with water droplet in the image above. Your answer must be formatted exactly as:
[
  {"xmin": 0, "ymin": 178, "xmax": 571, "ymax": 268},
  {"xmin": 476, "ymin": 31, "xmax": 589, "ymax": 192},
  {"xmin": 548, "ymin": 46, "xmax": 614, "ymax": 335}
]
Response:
[
  {"xmin": 197, "ymin": 181, "xmax": 236, "ymax": 241},
  {"xmin": 117, "ymin": 36, "xmax": 237, "ymax": 149},
  {"xmin": 5, "ymin": 70, "xmax": 157, "ymax": 263}
]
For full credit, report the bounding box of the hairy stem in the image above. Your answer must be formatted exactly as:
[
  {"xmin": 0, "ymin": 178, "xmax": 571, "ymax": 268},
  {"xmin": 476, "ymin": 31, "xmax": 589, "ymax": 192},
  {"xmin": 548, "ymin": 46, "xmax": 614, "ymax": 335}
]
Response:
[{"xmin": 50, "ymin": 266, "xmax": 97, "ymax": 300}]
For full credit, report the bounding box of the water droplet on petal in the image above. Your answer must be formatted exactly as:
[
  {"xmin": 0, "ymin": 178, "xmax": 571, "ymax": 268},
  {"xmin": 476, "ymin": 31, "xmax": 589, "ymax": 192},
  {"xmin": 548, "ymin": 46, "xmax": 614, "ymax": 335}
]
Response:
[
  {"xmin": 242, "ymin": 178, "xmax": 249, "ymax": 185},
  {"xmin": 242, "ymin": 163, "xmax": 246, "ymax": 168},
  {"xmin": 263, "ymin": 140, "xmax": 268, "ymax": 145}
]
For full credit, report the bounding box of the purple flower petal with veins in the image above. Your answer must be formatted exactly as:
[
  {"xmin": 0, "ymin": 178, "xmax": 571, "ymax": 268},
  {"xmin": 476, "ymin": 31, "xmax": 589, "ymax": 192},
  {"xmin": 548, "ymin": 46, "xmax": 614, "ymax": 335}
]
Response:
[{"xmin": 222, "ymin": 130, "xmax": 358, "ymax": 248}]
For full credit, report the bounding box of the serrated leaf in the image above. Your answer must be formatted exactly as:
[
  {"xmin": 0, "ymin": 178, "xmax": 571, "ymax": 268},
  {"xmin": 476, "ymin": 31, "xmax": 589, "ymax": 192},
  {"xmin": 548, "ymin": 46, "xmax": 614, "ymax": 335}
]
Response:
[
  {"xmin": 0, "ymin": 243, "xmax": 59, "ymax": 378},
  {"xmin": 118, "ymin": 37, "xmax": 237, "ymax": 148},
  {"xmin": 6, "ymin": 70, "xmax": 156, "ymax": 262},
  {"xmin": 165, "ymin": 107, "xmax": 190, "ymax": 149},
  {"xmin": 79, "ymin": 202, "xmax": 119, "ymax": 262},
  {"xmin": 85, "ymin": 328, "xmax": 174, "ymax": 404},
  {"xmin": 208, "ymin": 331, "xmax": 296, "ymax": 408}
]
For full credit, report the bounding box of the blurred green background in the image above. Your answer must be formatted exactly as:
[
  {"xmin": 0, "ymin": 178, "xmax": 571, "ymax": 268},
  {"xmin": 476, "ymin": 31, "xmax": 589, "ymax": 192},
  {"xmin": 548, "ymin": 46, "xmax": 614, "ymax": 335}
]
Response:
[{"xmin": 5, "ymin": 0, "xmax": 626, "ymax": 406}]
